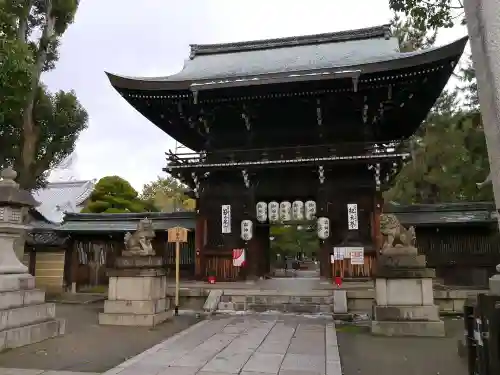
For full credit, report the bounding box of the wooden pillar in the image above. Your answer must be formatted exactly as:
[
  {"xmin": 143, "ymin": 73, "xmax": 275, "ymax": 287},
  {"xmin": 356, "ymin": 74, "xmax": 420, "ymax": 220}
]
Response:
[
  {"xmin": 372, "ymin": 191, "xmax": 383, "ymax": 252},
  {"xmin": 194, "ymin": 213, "xmax": 205, "ymax": 279},
  {"xmin": 317, "ymin": 182, "xmax": 331, "ymax": 278}
]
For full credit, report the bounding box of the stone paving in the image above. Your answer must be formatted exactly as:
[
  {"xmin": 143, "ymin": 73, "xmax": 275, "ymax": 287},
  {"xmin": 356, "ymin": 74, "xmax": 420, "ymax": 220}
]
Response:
[
  {"xmin": 0, "ymin": 370, "xmax": 98, "ymax": 375},
  {"xmin": 102, "ymin": 315, "xmax": 342, "ymax": 375}
]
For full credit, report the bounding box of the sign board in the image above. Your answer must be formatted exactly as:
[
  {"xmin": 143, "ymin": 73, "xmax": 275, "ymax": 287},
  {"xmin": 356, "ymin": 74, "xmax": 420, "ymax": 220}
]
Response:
[
  {"xmin": 221, "ymin": 205, "xmax": 231, "ymax": 233},
  {"xmin": 333, "ymin": 247, "xmax": 345, "ymax": 260},
  {"xmin": 232, "ymin": 248, "xmax": 246, "ymax": 267},
  {"xmin": 350, "ymin": 248, "xmax": 364, "ymax": 265},
  {"xmin": 168, "ymin": 226, "xmax": 188, "ymax": 243},
  {"xmin": 347, "ymin": 203, "xmax": 359, "ymax": 230}
]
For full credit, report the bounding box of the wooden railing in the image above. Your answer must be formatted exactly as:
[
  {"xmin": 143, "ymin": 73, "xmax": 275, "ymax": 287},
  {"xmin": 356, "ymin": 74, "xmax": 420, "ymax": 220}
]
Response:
[{"xmin": 165, "ymin": 140, "xmax": 410, "ymax": 169}]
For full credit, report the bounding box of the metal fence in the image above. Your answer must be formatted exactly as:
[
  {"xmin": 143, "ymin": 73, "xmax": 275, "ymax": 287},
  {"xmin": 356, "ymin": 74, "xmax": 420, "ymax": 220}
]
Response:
[{"xmin": 462, "ymin": 294, "xmax": 500, "ymax": 375}]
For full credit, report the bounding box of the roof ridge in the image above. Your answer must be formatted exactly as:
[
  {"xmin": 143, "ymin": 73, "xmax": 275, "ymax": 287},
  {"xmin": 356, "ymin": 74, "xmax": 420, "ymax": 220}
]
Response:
[{"xmin": 189, "ymin": 24, "xmax": 392, "ymax": 59}]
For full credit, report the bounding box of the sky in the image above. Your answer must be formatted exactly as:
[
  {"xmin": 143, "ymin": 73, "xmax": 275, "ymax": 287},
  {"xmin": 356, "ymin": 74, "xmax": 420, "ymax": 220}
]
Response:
[{"xmin": 43, "ymin": 0, "xmax": 467, "ymax": 191}]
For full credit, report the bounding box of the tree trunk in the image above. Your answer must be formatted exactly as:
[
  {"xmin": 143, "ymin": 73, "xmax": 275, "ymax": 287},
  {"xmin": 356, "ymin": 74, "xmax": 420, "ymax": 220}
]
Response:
[{"xmin": 19, "ymin": 0, "xmax": 56, "ymax": 189}]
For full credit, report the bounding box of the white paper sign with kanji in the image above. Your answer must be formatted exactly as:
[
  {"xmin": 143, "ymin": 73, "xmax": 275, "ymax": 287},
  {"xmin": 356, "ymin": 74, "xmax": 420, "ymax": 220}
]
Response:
[
  {"xmin": 221, "ymin": 205, "xmax": 231, "ymax": 233},
  {"xmin": 347, "ymin": 203, "xmax": 359, "ymax": 230},
  {"xmin": 333, "ymin": 247, "xmax": 345, "ymax": 260},
  {"xmin": 350, "ymin": 247, "xmax": 364, "ymax": 265}
]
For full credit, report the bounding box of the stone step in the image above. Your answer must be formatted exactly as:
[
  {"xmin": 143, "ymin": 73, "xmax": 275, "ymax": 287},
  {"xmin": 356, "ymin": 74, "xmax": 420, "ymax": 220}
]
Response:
[
  {"xmin": 218, "ymin": 301, "xmax": 332, "ymax": 314},
  {"xmin": 98, "ymin": 309, "xmax": 173, "ymax": 327},
  {"xmin": 0, "ymin": 318, "xmax": 65, "ymax": 350},
  {"xmin": 0, "ymin": 303, "xmax": 56, "ymax": 331},
  {"xmin": 0, "ymin": 289, "xmax": 46, "ymax": 310}
]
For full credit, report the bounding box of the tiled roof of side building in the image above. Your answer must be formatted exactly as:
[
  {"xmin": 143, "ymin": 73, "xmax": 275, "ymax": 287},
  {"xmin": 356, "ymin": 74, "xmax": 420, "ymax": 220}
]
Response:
[
  {"xmin": 32, "ymin": 179, "xmax": 96, "ymax": 223},
  {"xmin": 385, "ymin": 201, "xmax": 497, "ymax": 226}
]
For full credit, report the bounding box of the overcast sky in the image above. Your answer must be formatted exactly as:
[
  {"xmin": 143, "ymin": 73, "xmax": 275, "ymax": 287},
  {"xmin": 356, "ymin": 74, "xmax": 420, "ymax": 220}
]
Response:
[{"xmin": 43, "ymin": 0, "xmax": 467, "ymax": 191}]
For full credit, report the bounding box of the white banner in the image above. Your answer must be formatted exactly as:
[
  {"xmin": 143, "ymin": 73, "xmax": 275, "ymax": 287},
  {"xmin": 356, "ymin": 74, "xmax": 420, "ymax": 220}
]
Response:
[
  {"xmin": 350, "ymin": 248, "xmax": 364, "ymax": 265},
  {"xmin": 347, "ymin": 203, "xmax": 359, "ymax": 230},
  {"xmin": 221, "ymin": 205, "xmax": 231, "ymax": 233}
]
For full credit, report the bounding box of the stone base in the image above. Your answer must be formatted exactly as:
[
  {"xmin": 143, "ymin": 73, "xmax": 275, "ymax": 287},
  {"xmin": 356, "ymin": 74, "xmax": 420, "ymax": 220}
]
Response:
[
  {"xmin": 0, "ymin": 274, "xmax": 65, "ymax": 350},
  {"xmin": 100, "ymin": 273, "xmax": 170, "ymax": 326},
  {"xmin": 98, "ymin": 310, "xmax": 173, "ymax": 327},
  {"xmin": 371, "ymin": 320, "xmax": 445, "ymax": 337},
  {"xmin": 103, "ymin": 298, "xmax": 170, "ymax": 315},
  {"xmin": 1, "ymin": 318, "xmax": 66, "ymax": 350},
  {"xmin": 373, "ymin": 305, "xmax": 440, "ymax": 321}
]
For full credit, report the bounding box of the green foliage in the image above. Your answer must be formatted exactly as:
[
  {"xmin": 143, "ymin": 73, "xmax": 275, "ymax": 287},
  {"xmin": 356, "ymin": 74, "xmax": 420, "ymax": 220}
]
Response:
[
  {"xmin": 83, "ymin": 176, "xmax": 157, "ymax": 214},
  {"xmin": 389, "ymin": 0, "xmax": 465, "ymax": 30},
  {"xmin": 270, "ymin": 222, "xmax": 318, "ymax": 258},
  {"xmin": 390, "ymin": 13, "xmax": 436, "ymax": 52},
  {"xmin": 141, "ymin": 176, "xmax": 195, "ymax": 212},
  {"xmin": 0, "ymin": 0, "xmax": 87, "ymax": 190}
]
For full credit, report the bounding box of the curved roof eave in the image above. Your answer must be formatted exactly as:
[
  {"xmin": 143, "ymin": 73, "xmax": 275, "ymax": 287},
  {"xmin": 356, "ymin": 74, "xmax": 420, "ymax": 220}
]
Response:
[{"xmin": 106, "ymin": 36, "xmax": 468, "ymax": 92}]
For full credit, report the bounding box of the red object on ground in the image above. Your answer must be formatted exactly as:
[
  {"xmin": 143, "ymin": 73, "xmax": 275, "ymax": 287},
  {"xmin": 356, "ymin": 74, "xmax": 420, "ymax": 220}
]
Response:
[
  {"xmin": 208, "ymin": 276, "xmax": 216, "ymax": 284},
  {"xmin": 334, "ymin": 276, "xmax": 342, "ymax": 288}
]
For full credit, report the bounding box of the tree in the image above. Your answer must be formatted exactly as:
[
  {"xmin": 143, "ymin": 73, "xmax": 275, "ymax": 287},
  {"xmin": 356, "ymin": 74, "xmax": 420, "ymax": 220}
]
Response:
[
  {"xmin": 141, "ymin": 176, "xmax": 195, "ymax": 212},
  {"xmin": 82, "ymin": 176, "xmax": 157, "ymax": 214},
  {"xmin": 0, "ymin": 1, "xmax": 88, "ymax": 190},
  {"xmin": 389, "ymin": 0, "xmax": 465, "ymax": 31},
  {"xmin": 270, "ymin": 222, "xmax": 318, "ymax": 259},
  {"xmin": 384, "ymin": 11, "xmax": 492, "ymax": 203}
]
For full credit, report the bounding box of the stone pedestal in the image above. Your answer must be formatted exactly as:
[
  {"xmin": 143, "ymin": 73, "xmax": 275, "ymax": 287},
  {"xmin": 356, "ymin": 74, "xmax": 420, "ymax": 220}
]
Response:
[
  {"xmin": 0, "ymin": 167, "xmax": 65, "ymax": 350},
  {"xmin": 371, "ymin": 248, "xmax": 445, "ymax": 337},
  {"xmin": 98, "ymin": 255, "xmax": 172, "ymax": 326}
]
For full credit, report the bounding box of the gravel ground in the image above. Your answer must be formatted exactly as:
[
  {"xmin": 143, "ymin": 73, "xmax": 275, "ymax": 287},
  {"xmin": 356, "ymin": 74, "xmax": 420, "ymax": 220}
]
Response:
[
  {"xmin": 337, "ymin": 317, "xmax": 468, "ymax": 375},
  {"xmin": 0, "ymin": 302, "xmax": 201, "ymax": 373}
]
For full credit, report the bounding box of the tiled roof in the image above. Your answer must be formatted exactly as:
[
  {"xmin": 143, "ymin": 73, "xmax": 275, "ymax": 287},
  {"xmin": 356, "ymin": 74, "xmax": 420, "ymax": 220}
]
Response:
[
  {"xmin": 32, "ymin": 180, "xmax": 95, "ymax": 223},
  {"xmin": 385, "ymin": 202, "xmax": 497, "ymax": 226},
  {"xmin": 58, "ymin": 211, "xmax": 196, "ymax": 233}
]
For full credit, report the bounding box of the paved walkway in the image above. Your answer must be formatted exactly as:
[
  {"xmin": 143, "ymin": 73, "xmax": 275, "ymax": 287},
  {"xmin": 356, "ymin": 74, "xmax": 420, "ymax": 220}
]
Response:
[
  {"xmin": 0, "ymin": 371, "xmax": 98, "ymax": 375},
  {"xmin": 102, "ymin": 315, "xmax": 341, "ymax": 375}
]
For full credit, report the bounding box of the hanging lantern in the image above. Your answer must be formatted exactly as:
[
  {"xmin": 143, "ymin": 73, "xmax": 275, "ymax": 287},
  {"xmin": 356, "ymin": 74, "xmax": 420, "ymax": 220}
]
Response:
[
  {"xmin": 317, "ymin": 217, "xmax": 330, "ymax": 239},
  {"xmin": 305, "ymin": 200, "xmax": 317, "ymax": 220},
  {"xmin": 292, "ymin": 200, "xmax": 304, "ymax": 220},
  {"xmin": 256, "ymin": 202, "xmax": 267, "ymax": 223},
  {"xmin": 279, "ymin": 201, "xmax": 291, "ymax": 221},
  {"xmin": 240, "ymin": 219, "xmax": 253, "ymax": 241},
  {"xmin": 268, "ymin": 201, "xmax": 279, "ymax": 222}
]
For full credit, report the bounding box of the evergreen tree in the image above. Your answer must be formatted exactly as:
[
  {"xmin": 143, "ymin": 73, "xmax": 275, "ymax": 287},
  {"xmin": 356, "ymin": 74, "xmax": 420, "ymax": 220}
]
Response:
[{"xmin": 0, "ymin": 1, "xmax": 88, "ymax": 190}]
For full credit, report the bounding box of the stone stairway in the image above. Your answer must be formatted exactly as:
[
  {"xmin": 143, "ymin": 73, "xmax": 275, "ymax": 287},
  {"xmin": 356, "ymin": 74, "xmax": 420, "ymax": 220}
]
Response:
[
  {"xmin": 0, "ymin": 274, "xmax": 65, "ymax": 351},
  {"xmin": 214, "ymin": 278, "xmax": 334, "ymax": 315}
]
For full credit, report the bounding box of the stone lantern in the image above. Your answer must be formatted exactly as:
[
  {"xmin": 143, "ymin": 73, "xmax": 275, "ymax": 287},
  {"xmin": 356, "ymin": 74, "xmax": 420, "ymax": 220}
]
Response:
[
  {"xmin": 0, "ymin": 166, "xmax": 39, "ymax": 273},
  {"xmin": 0, "ymin": 167, "xmax": 65, "ymax": 350}
]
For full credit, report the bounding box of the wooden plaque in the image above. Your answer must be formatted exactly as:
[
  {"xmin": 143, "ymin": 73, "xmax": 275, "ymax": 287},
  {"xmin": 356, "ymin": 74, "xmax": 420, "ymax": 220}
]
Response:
[{"xmin": 168, "ymin": 226, "xmax": 188, "ymax": 243}]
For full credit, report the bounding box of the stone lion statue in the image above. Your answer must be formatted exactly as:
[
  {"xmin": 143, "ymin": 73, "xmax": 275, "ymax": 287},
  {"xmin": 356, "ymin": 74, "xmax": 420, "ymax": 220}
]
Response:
[
  {"xmin": 123, "ymin": 218, "xmax": 156, "ymax": 256},
  {"xmin": 380, "ymin": 213, "xmax": 416, "ymax": 251}
]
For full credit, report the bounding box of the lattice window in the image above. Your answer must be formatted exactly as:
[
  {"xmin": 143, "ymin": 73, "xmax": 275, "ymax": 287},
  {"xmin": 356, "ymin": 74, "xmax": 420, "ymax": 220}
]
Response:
[{"xmin": 9, "ymin": 208, "xmax": 22, "ymax": 223}]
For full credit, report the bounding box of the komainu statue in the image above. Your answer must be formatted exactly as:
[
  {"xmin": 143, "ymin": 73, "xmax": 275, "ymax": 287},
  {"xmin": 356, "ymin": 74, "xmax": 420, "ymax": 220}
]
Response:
[
  {"xmin": 380, "ymin": 213, "xmax": 416, "ymax": 251},
  {"xmin": 123, "ymin": 218, "xmax": 156, "ymax": 256}
]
